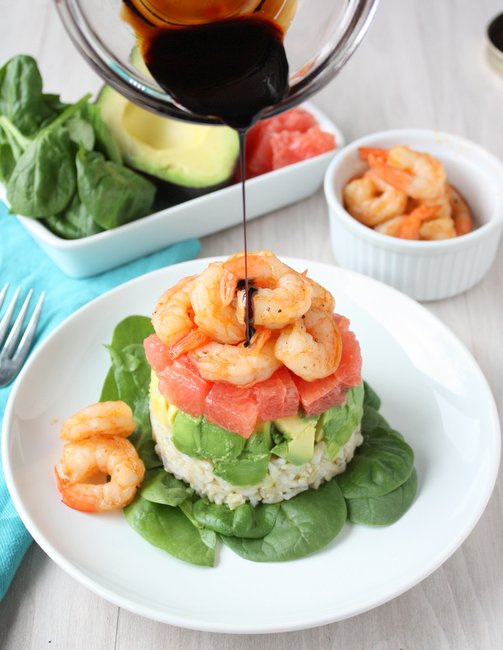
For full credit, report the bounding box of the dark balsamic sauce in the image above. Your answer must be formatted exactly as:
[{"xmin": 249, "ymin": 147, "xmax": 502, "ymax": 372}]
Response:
[
  {"xmin": 122, "ymin": 2, "xmax": 290, "ymax": 343},
  {"xmin": 488, "ymin": 13, "xmax": 503, "ymax": 53},
  {"xmin": 142, "ymin": 16, "xmax": 289, "ymax": 130},
  {"xmin": 237, "ymin": 279, "xmax": 258, "ymax": 342}
]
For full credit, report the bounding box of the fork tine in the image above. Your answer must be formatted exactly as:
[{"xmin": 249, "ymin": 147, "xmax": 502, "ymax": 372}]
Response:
[
  {"xmin": 11, "ymin": 291, "xmax": 45, "ymax": 365},
  {"xmin": 0, "ymin": 284, "xmax": 9, "ymax": 309},
  {"xmin": 0, "ymin": 286, "xmax": 20, "ymax": 348},
  {"xmin": 0, "ymin": 289, "xmax": 33, "ymax": 362}
]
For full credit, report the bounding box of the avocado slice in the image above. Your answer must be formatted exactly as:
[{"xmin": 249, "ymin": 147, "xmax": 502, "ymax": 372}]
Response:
[
  {"xmin": 274, "ymin": 415, "xmax": 318, "ymax": 466},
  {"xmin": 172, "ymin": 411, "xmax": 204, "ymax": 458},
  {"xmin": 96, "ymin": 85, "xmax": 239, "ymax": 192},
  {"xmin": 213, "ymin": 431, "xmax": 270, "ymax": 486},
  {"xmin": 316, "ymin": 384, "xmax": 364, "ymax": 460},
  {"xmin": 199, "ymin": 420, "xmax": 245, "ymax": 460}
]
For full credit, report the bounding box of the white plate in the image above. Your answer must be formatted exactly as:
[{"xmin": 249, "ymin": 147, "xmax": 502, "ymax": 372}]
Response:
[
  {"xmin": 0, "ymin": 103, "xmax": 343, "ymax": 278},
  {"xmin": 2, "ymin": 258, "xmax": 500, "ymax": 634}
]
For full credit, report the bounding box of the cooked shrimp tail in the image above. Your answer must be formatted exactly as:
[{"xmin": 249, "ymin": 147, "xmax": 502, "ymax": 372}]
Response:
[
  {"xmin": 398, "ymin": 205, "xmax": 441, "ymax": 239},
  {"xmin": 359, "ymin": 146, "xmax": 388, "ymax": 163},
  {"xmin": 167, "ymin": 328, "xmax": 212, "ymax": 360},
  {"xmin": 369, "ymin": 146, "xmax": 447, "ymax": 200}
]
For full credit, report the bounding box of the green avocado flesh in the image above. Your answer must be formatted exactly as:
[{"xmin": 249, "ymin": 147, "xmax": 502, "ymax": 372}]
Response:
[
  {"xmin": 96, "ymin": 85, "xmax": 239, "ymax": 189},
  {"xmin": 170, "ymin": 384, "xmax": 364, "ymax": 486}
]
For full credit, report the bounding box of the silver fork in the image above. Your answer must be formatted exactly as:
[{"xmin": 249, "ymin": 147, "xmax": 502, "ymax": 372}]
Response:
[{"xmin": 0, "ymin": 284, "xmax": 45, "ymax": 388}]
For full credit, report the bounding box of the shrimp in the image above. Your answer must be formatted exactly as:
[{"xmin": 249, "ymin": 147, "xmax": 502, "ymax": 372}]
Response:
[
  {"xmin": 152, "ymin": 275, "xmax": 196, "ymax": 347},
  {"xmin": 190, "ymin": 262, "xmax": 246, "ymax": 344},
  {"xmin": 306, "ymin": 276, "xmax": 336, "ymax": 313},
  {"xmin": 343, "ymin": 174, "xmax": 408, "ymax": 227},
  {"xmin": 415, "ymin": 191, "xmax": 452, "ymax": 221},
  {"xmin": 397, "ymin": 204, "xmax": 442, "ymax": 239},
  {"xmin": 359, "ymin": 146, "xmax": 388, "ymax": 163},
  {"xmin": 375, "ymin": 215, "xmax": 406, "ymax": 237},
  {"xmin": 419, "ymin": 216, "xmax": 456, "ymax": 240},
  {"xmin": 274, "ymin": 308, "xmax": 342, "ymax": 381},
  {"xmin": 189, "ymin": 329, "xmax": 282, "ymax": 387},
  {"xmin": 223, "ymin": 251, "xmax": 312, "ymax": 329},
  {"xmin": 55, "ymin": 435, "xmax": 145, "ymax": 512},
  {"xmin": 369, "ymin": 146, "xmax": 447, "ymax": 199},
  {"xmin": 166, "ymin": 328, "xmax": 212, "ymax": 360},
  {"xmin": 60, "ymin": 401, "xmax": 136, "ymax": 441},
  {"xmin": 448, "ymin": 185, "xmax": 473, "ymax": 236}
]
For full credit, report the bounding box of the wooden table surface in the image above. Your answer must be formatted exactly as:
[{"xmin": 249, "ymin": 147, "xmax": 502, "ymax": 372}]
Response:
[{"xmin": 1, "ymin": 1, "xmax": 503, "ymax": 648}]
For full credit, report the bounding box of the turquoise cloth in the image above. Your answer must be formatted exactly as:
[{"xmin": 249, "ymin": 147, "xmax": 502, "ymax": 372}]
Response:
[{"xmin": 0, "ymin": 202, "xmax": 200, "ymax": 600}]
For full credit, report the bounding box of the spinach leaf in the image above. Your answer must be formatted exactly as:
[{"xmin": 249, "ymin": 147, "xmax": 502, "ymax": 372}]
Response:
[
  {"xmin": 67, "ymin": 117, "xmax": 95, "ymax": 151},
  {"xmin": 82, "ymin": 103, "xmax": 122, "ymax": 164},
  {"xmin": 39, "ymin": 93, "xmax": 69, "ymax": 123},
  {"xmin": 76, "ymin": 148, "xmax": 155, "ymax": 229},
  {"xmin": 44, "ymin": 193, "xmax": 103, "ymax": 239},
  {"xmin": 337, "ymin": 426, "xmax": 414, "ymax": 499},
  {"xmin": 0, "ymin": 115, "xmax": 32, "ymax": 161},
  {"xmin": 100, "ymin": 367, "xmax": 120, "ymax": 401},
  {"xmin": 0, "ymin": 127, "xmax": 15, "ymax": 183},
  {"xmin": 361, "ymin": 405, "xmax": 390, "ymax": 434},
  {"xmin": 346, "ymin": 469, "xmax": 417, "ymax": 526},
  {"xmin": 140, "ymin": 468, "xmax": 193, "ymax": 506},
  {"xmin": 231, "ymin": 502, "xmax": 279, "ymax": 538},
  {"xmin": 100, "ymin": 315, "xmax": 161, "ymax": 468},
  {"xmin": 7, "ymin": 126, "xmax": 76, "ymax": 217},
  {"xmin": 0, "ymin": 55, "xmax": 59, "ymax": 135},
  {"xmin": 222, "ymin": 479, "xmax": 347, "ymax": 562},
  {"xmin": 124, "ymin": 496, "xmax": 216, "ymax": 567},
  {"xmin": 363, "ymin": 381, "xmax": 381, "ymax": 410},
  {"xmin": 5, "ymin": 95, "xmax": 91, "ymax": 218},
  {"xmin": 361, "ymin": 406, "xmax": 404, "ymax": 441},
  {"xmin": 193, "ymin": 499, "xmax": 279, "ymax": 538}
]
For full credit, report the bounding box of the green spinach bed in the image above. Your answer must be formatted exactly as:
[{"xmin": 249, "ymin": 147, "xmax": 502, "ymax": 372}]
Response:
[{"xmin": 101, "ymin": 316, "xmax": 418, "ymax": 566}]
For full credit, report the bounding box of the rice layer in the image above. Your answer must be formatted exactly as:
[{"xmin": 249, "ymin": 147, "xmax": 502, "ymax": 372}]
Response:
[{"xmin": 151, "ymin": 409, "xmax": 363, "ymax": 510}]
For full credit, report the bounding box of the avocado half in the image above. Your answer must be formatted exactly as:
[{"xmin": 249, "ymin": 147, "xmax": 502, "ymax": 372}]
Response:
[{"xmin": 96, "ymin": 85, "xmax": 239, "ymax": 193}]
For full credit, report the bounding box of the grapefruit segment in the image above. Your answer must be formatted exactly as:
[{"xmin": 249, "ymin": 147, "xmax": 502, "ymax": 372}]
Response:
[
  {"xmin": 270, "ymin": 127, "xmax": 336, "ymax": 170},
  {"xmin": 254, "ymin": 366, "xmax": 299, "ymax": 420},
  {"xmin": 242, "ymin": 107, "xmax": 331, "ymax": 179},
  {"xmin": 204, "ymin": 383, "xmax": 258, "ymax": 439},
  {"xmin": 144, "ymin": 334, "xmax": 171, "ymax": 374},
  {"xmin": 158, "ymin": 355, "xmax": 212, "ymax": 418}
]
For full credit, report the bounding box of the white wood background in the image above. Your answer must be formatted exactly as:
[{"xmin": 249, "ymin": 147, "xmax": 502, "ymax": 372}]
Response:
[{"xmin": 1, "ymin": 0, "xmax": 503, "ymax": 648}]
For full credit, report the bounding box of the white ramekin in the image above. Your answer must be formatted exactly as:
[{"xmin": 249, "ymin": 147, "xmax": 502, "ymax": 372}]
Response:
[{"xmin": 324, "ymin": 129, "xmax": 503, "ymax": 301}]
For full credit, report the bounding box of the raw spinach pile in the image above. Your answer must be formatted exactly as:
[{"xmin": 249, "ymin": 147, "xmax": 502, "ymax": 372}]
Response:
[
  {"xmin": 101, "ymin": 315, "xmax": 418, "ymax": 567},
  {"xmin": 0, "ymin": 55, "xmax": 155, "ymax": 239}
]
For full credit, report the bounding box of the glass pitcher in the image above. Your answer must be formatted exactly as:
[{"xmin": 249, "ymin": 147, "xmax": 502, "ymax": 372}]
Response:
[{"xmin": 55, "ymin": 0, "xmax": 380, "ymax": 125}]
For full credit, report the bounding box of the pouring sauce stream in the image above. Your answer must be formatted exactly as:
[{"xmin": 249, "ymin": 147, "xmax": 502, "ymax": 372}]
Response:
[{"xmin": 122, "ymin": 0, "xmax": 293, "ymax": 343}]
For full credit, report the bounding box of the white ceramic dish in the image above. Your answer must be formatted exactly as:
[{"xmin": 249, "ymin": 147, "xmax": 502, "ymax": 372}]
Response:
[
  {"xmin": 0, "ymin": 103, "xmax": 343, "ymax": 278},
  {"xmin": 324, "ymin": 129, "xmax": 503, "ymax": 301},
  {"xmin": 2, "ymin": 258, "xmax": 500, "ymax": 634}
]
